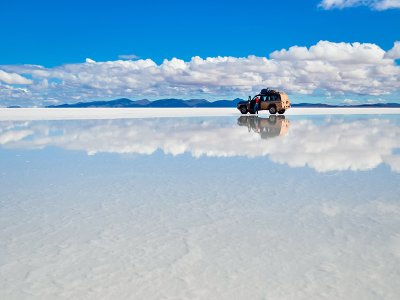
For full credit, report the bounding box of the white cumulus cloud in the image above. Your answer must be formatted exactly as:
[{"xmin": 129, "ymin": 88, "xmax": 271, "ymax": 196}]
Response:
[
  {"xmin": 385, "ymin": 41, "xmax": 400, "ymax": 59},
  {"xmin": 118, "ymin": 54, "xmax": 139, "ymax": 60},
  {"xmin": 373, "ymin": 0, "xmax": 400, "ymax": 9},
  {"xmin": 0, "ymin": 70, "xmax": 33, "ymax": 85},
  {"xmin": 319, "ymin": 0, "xmax": 400, "ymax": 10},
  {"xmin": 0, "ymin": 40, "xmax": 399, "ymax": 106}
]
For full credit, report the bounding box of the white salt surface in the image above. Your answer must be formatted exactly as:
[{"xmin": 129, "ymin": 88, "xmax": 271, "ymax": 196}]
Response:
[
  {"xmin": 1, "ymin": 116, "xmax": 400, "ymax": 300},
  {"xmin": 1, "ymin": 107, "xmax": 400, "ymax": 120}
]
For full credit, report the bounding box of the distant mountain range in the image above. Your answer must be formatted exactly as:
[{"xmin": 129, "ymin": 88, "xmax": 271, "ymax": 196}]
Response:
[
  {"xmin": 5, "ymin": 98, "xmax": 400, "ymax": 108},
  {"xmin": 293, "ymin": 103, "xmax": 400, "ymax": 108},
  {"xmin": 45, "ymin": 98, "xmax": 244, "ymax": 108}
]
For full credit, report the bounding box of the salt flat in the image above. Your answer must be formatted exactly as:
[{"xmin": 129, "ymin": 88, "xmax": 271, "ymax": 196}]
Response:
[
  {"xmin": 1, "ymin": 107, "xmax": 400, "ymax": 120},
  {"xmin": 1, "ymin": 115, "xmax": 399, "ymax": 300}
]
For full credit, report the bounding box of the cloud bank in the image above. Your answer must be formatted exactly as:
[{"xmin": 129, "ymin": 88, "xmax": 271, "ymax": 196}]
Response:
[
  {"xmin": 0, "ymin": 41, "xmax": 399, "ymax": 106},
  {"xmin": 319, "ymin": 0, "xmax": 400, "ymax": 10}
]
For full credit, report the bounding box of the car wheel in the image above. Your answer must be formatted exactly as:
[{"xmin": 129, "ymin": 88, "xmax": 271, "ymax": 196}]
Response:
[
  {"xmin": 278, "ymin": 109, "xmax": 285, "ymax": 114},
  {"xmin": 269, "ymin": 106, "xmax": 277, "ymax": 114},
  {"xmin": 240, "ymin": 106, "xmax": 248, "ymax": 114}
]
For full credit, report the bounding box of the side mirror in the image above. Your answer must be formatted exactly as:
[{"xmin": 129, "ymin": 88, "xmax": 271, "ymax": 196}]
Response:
[{"xmin": 248, "ymin": 96, "xmax": 251, "ymax": 101}]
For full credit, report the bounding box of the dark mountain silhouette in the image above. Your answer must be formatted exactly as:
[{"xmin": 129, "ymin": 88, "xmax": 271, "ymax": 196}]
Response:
[
  {"xmin": 47, "ymin": 98, "xmax": 244, "ymax": 108},
  {"xmin": 352, "ymin": 103, "xmax": 400, "ymax": 108},
  {"xmin": 49, "ymin": 98, "xmax": 143, "ymax": 108},
  {"xmin": 292, "ymin": 103, "xmax": 400, "ymax": 108},
  {"xmin": 186, "ymin": 99, "xmax": 210, "ymax": 106},
  {"xmin": 198, "ymin": 98, "xmax": 242, "ymax": 107},
  {"xmin": 133, "ymin": 99, "xmax": 151, "ymax": 106},
  {"xmin": 148, "ymin": 99, "xmax": 190, "ymax": 107},
  {"xmin": 292, "ymin": 103, "xmax": 340, "ymax": 108},
  {"xmin": 45, "ymin": 98, "xmax": 400, "ymax": 108}
]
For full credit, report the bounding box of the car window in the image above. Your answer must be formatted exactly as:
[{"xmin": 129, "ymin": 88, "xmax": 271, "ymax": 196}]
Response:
[{"xmin": 271, "ymin": 94, "xmax": 280, "ymax": 101}]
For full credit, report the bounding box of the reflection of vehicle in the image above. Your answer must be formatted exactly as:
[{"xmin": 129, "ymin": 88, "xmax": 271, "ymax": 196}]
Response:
[
  {"xmin": 237, "ymin": 115, "xmax": 290, "ymax": 139},
  {"xmin": 237, "ymin": 88, "xmax": 291, "ymax": 115}
]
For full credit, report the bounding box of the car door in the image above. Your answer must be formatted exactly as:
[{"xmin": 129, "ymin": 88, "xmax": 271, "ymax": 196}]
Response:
[{"xmin": 260, "ymin": 95, "xmax": 268, "ymax": 110}]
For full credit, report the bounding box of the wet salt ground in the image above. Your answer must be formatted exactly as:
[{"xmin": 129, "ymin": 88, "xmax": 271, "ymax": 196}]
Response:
[{"xmin": 1, "ymin": 115, "xmax": 400, "ymax": 299}]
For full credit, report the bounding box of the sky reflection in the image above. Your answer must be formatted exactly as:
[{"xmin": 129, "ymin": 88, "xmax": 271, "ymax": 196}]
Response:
[
  {"xmin": 1, "ymin": 115, "xmax": 400, "ymax": 299},
  {"xmin": 1, "ymin": 115, "xmax": 400, "ymax": 173}
]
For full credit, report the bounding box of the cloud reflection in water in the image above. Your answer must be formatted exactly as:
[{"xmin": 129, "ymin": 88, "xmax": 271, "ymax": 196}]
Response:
[{"xmin": 1, "ymin": 115, "xmax": 400, "ymax": 173}]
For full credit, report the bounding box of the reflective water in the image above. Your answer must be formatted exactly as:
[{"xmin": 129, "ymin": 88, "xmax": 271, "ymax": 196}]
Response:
[{"xmin": 1, "ymin": 115, "xmax": 400, "ymax": 299}]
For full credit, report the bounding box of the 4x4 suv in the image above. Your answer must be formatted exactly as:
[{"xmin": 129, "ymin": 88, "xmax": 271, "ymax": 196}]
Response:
[{"xmin": 237, "ymin": 88, "xmax": 291, "ymax": 114}]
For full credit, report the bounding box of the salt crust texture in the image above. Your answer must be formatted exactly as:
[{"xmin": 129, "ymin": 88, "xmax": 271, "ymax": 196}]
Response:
[{"xmin": 0, "ymin": 116, "xmax": 399, "ymax": 300}]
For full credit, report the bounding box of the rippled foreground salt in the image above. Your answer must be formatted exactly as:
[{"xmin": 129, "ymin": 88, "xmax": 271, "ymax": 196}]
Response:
[{"xmin": 1, "ymin": 114, "xmax": 400, "ymax": 299}]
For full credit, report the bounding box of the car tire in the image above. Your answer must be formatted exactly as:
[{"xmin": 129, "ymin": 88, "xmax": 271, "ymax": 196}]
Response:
[
  {"xmin": 278, "ymin": 109, "xmax": 285, "ymax": 114},
  {"xmin": 240, "ymin": 106, "xmax": 248, "ymax": 114},
  {"xmin": 269, "ymin": 106, "xmax": 277, "ymax": 114}
]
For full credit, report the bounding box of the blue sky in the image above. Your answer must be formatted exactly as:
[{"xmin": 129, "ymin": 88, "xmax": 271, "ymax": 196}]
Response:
[
  {"xmin": 1, "ymin": 0, "xmax": 398, "ymax": 66},
  {"xmin": 0, "ymin": 0, "xmax": 399, "ymax": 106}
]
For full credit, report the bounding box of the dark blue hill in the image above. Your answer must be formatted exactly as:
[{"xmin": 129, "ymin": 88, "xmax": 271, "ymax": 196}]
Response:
[
  {"xmin": 47, "ymin": 98, "xmax": 243, "ymax": 108},
  {"xmin": 45, "ymin": 98, "xmax": 400, "ymax": 108}
]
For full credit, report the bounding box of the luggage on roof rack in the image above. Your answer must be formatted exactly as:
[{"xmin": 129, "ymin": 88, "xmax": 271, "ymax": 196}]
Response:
[{"xmin": 260, "ymin": 88, "xmax": 278, "ymax": 95}]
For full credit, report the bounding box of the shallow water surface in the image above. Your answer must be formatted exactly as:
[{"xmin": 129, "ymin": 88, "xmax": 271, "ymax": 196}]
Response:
[{"xmin": 1, "ymin": 115, "xmax": 400, "ymax": 299}]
